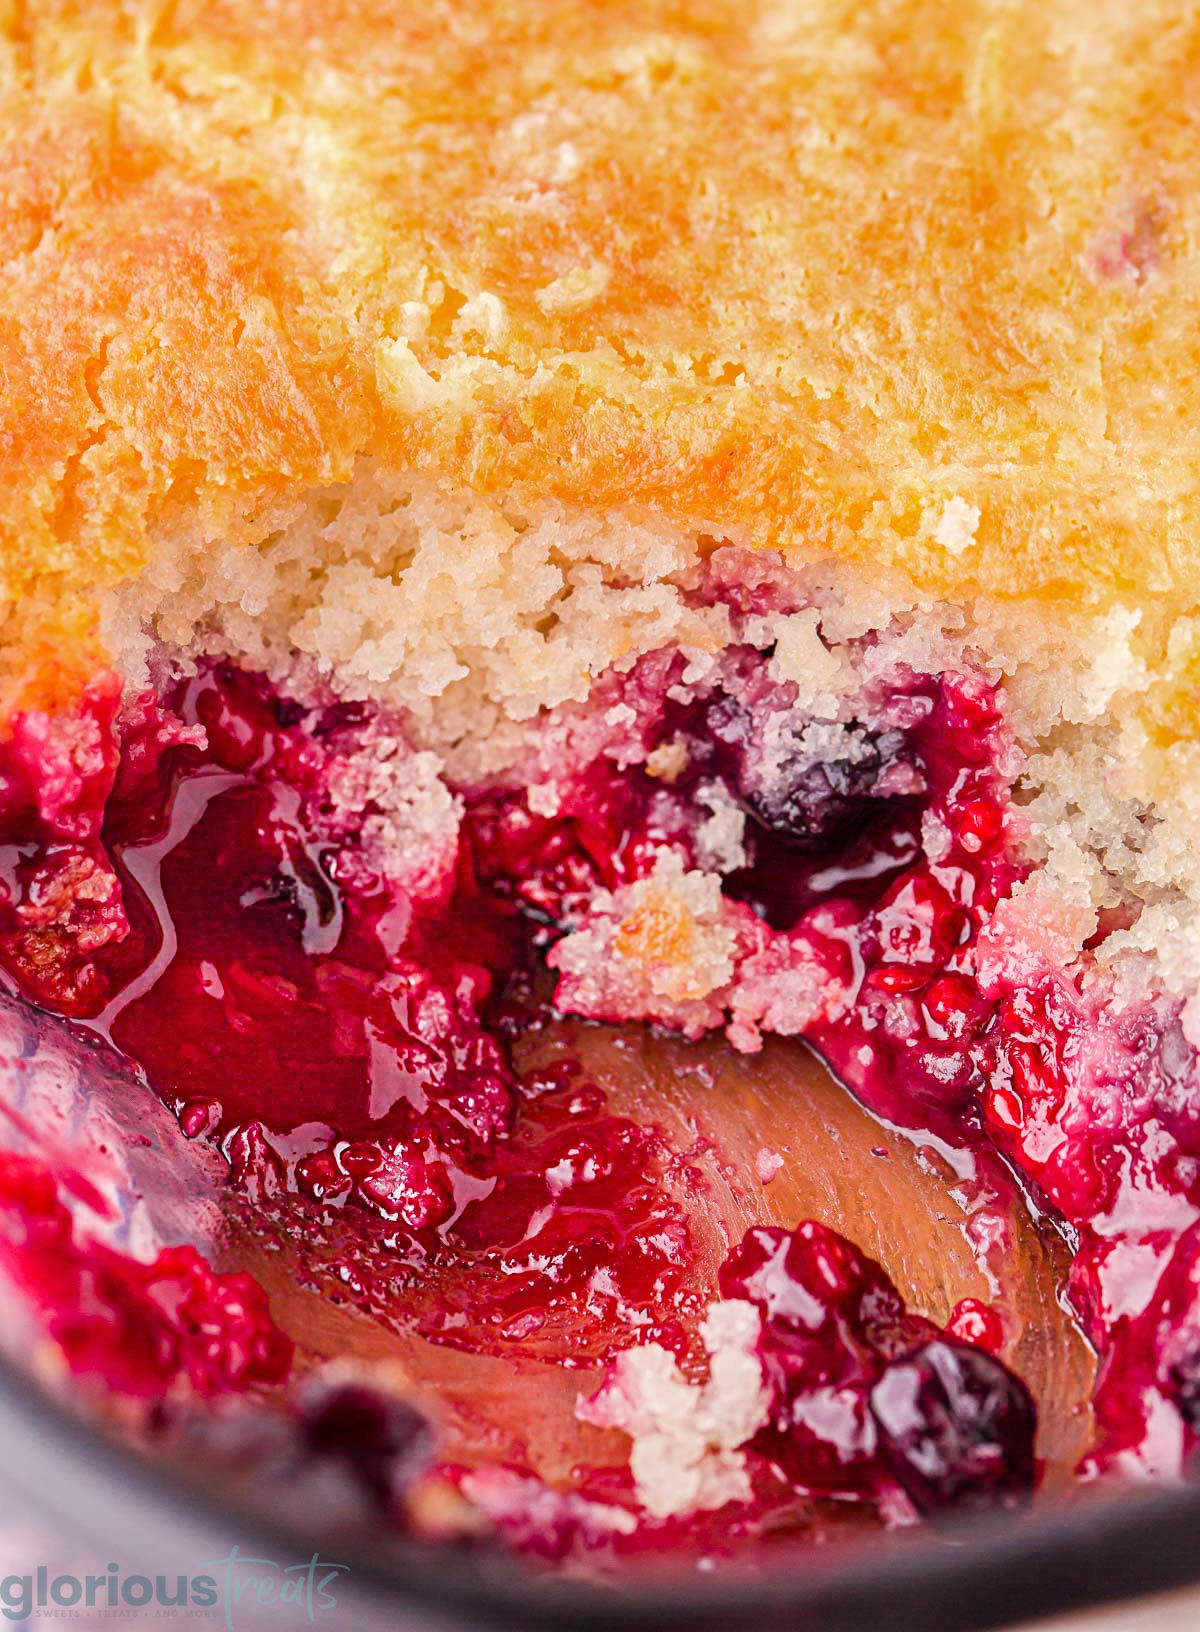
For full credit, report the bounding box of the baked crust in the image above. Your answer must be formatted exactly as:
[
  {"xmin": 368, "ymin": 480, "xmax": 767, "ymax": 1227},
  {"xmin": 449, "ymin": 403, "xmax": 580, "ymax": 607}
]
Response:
[{"xmin": 0, "ymin": 1, "xmax": 1196, "ymax": 726}]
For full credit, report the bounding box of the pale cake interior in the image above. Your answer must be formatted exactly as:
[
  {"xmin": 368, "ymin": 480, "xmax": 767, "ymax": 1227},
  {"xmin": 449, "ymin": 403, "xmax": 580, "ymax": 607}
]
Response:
[{"xmin": 99, "ymin": 460, "xmax": 1200, "ymax": 1016}]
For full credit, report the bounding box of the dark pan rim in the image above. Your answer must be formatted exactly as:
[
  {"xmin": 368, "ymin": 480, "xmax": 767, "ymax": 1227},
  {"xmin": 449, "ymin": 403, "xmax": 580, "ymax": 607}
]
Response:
[{"xmin": 0, "ymin": 1347, "xmax": 1197, "ymax": 1632}]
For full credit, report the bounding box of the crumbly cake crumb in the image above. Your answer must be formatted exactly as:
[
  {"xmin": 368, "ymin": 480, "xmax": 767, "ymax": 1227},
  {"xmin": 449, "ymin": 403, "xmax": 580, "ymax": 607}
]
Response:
[
  {"xmin": 98, "ymin": 455, "xmax": 1200, "ymax": 1007},
  {"xmin": 929, "ymin": 497, "xmax": 982, "ymax": 558},
  {"xmin": 550, "ymin": 852, "xmax": 743, "ymax": 1032},
  {"xmin": 576, "ymin": 1300, "xmax": 769, "ymax": 1520},
  {"xmin": 103, "ymin": 466, "xmax": 734, "ymax": 779}
]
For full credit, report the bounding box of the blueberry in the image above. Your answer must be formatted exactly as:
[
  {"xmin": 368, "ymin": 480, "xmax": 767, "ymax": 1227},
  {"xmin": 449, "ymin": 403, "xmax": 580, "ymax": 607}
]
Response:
[
  {"xmin": 298, "ymin": 1378, "xmax": 434, "ymax": 1510},
  {"xmin": 868, "ymin": 1338, "xmax": 1036, "ymax": 1516},
  {"xmin": 733, "ymin": 721, "xmax": 914, "ymax": 850}
]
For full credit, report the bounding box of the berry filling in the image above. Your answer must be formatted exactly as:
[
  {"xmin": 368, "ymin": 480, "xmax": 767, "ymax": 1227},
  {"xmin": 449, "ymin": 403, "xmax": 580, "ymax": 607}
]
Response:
[
  {"xmin": 0, "ymin": 622, "xmax": 1193, "ymax": 1561},
  {"xmin": 0, "ymin": 1151, "xmax": 292, "ymax": 1399},
  {"xmin": 719, "ymin": 1222, "xmax": 1036, "ymax": 1518}
]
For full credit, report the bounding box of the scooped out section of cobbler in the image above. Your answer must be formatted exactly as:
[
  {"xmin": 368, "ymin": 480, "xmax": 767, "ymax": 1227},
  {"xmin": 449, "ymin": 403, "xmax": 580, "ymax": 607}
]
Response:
[{"xmin": 0, "ymin": 492, "xmax": 1196, "ymax": 1565}]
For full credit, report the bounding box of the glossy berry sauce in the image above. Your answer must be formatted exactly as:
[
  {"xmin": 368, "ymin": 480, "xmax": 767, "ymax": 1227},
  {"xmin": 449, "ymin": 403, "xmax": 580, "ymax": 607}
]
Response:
[
  {"xmin": 0, "ymin": 666, "xmax": 695, "ymax": 1366},
  {"xmin": 0, "ymin": 639, "xmax": 1192, "ymax": 1549}
]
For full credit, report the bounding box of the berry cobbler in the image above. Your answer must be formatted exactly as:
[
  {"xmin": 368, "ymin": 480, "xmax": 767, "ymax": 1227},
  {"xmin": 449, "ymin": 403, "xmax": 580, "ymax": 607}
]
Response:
[{"xmin": 1, "ymin": 0, "xmax": 1200, "ymax": 1582}]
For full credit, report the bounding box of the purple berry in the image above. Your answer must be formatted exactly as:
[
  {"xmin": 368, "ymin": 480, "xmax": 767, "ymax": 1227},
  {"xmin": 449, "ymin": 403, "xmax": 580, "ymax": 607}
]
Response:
[
  {"xmin": 729, "ymin": 716, "xmax": 914, "ymax": 850},
  {"xmin": 869, "ymin": 1338, "xmax": 1036, "ymax": 1516},
  {"xmin": 298, "ymin": 1378, "xmax": 434, "ymax": 1510}
]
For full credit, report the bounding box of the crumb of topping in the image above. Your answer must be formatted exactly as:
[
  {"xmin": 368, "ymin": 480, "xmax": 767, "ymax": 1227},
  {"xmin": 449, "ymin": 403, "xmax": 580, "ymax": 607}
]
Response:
[
  {"xmin": 535, "ymin": 264, "xmax": 611, "ymax": 314},
  {"xmin": 526, "ymin": 780, "xmax": 563, "ymax": 817},
  {"xmin": 550, "ymin": 852, "xmax": 750, "ymax": 1031},
  {"xmin": 929, "ymin": 496, "xmax": 981, "ymax": 557},
  {"xmin": 452, "ymin": 291, "xmax": 508, "ymax": 347},
  {"xmin": 322, "ymin": 726, "xmax": 460, "ymax": 906},
  {"xmin": 459, "ymin": 1467, "xmax": 638, "ymax": 1551},
  {"xmin": 755, "ymin": 1148, "xmax": 784, "ymax": 1184},
  {"xmin": 975, "ymin": 872, "xmax": 1098, "ymax": 992},
  {"xmin": 694, "ymin": 781, "xmax": 749, "ymax": 875},
  {"xmin": 645, "ymin": 738, "xmax": 691, "ymax": 783},
  {"xmin": 576, "ymin": 1300, "xmax": 769, "ymax": 1520},
  {"xmin": 766, "ymin": 609, "xmax": 851, "ymax": 716},
  {"xmin": 1074, "ymin": 606, "xmax": 1146, "ymax": 722},
  {"xmin": 727, "ymin": 934, "xmax": 847, "ymax": 1053}
]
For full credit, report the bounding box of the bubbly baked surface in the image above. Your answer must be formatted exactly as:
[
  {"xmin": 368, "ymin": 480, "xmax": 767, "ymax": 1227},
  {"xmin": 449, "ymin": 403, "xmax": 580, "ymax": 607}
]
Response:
[{"xmin": 4, "ymin": 0, "xmax": 1200, "ymax": 748}]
